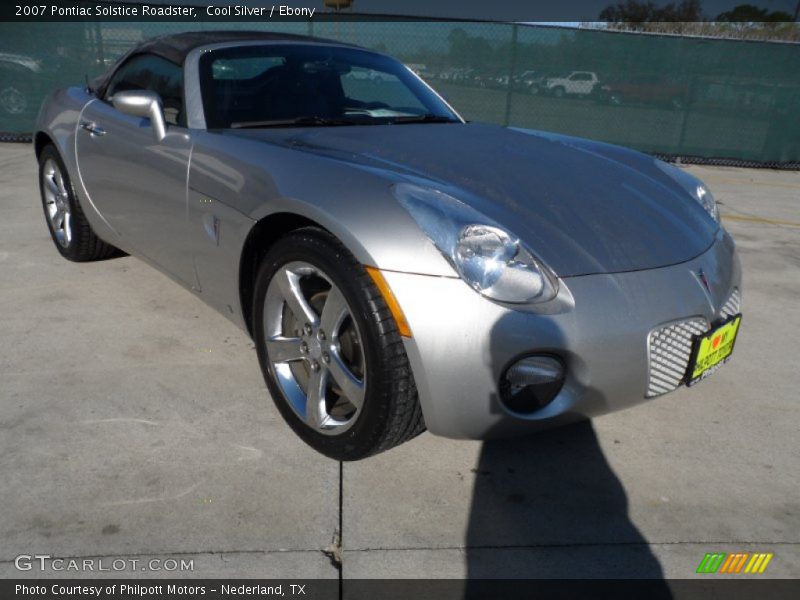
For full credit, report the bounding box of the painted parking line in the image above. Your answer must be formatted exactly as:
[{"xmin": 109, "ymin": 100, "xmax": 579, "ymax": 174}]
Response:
[
  {"xmin": 702, "ymin": 177, "xmax": 800, "ymax": 190},
  {"xmin": 721, "ymin": 213, "xmax": 800, "ymax": 228}
]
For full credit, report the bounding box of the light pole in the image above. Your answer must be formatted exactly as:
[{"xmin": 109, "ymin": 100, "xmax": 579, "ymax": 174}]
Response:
[
  {"xmin": 324, "ymin": 0, "xmax": 355, "ymax": 43},
  {"xmin": 324, "ymin": 0, "xmax": 354, "ymax": 9}
]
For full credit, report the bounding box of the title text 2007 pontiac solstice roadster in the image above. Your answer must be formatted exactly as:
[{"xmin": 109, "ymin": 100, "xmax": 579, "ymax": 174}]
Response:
[{"xmin": 35, "ymin": 32, "xmax": 742, "ymax": 459}]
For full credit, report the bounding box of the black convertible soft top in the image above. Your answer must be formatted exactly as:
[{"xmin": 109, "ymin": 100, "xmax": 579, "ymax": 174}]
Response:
[
  {"xmin": 127, "ymin": 30, "xmax": 345, "ymax": 65},
  {"xmin": 91, "ymin": 30, "xmax": 355, "ymax": 95}
]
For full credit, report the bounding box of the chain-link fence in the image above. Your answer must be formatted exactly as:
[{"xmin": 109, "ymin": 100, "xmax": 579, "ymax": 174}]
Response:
[{"xmin": 1, "ymin": 20, "xmax": 798, "ymax": 166}]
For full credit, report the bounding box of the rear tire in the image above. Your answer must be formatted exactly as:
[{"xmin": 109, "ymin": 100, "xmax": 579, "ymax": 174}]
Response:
[
  {"xmin": 253, "ymin": 227, "xmax": 425, "ymax": 460},
  {"xmin": 38, "ymin": 144, "xmax": 120, "ymax": 262}
]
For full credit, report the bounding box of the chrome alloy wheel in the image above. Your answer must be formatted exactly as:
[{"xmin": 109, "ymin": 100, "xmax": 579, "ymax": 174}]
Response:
[
  {"xmin": 41, "ymin": 158, "xmax": 72, "ymax": 247},
  {"xmin": 264, "ymin": 261, "xmax": 366, "ymax": 435}
]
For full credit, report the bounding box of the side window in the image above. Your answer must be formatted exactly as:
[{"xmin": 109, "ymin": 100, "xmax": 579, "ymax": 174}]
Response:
[{"xmin": 104, "ymin": 54, "xmax": 185, "ymax": 127}]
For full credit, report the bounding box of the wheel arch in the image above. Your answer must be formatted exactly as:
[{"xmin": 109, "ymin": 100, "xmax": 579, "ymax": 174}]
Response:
[
  {"xmin": 34, "ymin": 131, "xmax": 55, "ymax": 159},
  {"xmin": 238, "ymin": 212, "xmax": 331, "ymax": 338}
]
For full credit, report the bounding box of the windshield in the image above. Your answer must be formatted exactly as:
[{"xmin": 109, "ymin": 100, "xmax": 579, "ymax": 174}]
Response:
[{"xmin": 199, "ymin": 44, "xmax": 461, "ymax": 129}]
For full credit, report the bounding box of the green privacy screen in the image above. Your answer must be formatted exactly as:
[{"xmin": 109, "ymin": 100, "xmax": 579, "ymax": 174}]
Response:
[{"xmin": 1, "ymin": 21, "xmax": 798, "ymax": 165}]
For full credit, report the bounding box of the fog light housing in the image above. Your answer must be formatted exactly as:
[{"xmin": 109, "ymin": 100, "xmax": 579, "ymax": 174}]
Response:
[{"xmin": 499, "ymin": 355, "xmax": 565, "ymax": 414}]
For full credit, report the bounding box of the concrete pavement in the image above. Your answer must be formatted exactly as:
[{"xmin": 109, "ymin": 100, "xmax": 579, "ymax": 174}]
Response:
[
  {"xmin": 0, "ymin": 144, "xmax": 797, "ymax": 581},
  {"xmin": 0, "ymin": 144, "xmax": 339, "ymax": 578},
  {"xmin": 343, "ymin": 164, "xmax": 800, "ymax": 579}
]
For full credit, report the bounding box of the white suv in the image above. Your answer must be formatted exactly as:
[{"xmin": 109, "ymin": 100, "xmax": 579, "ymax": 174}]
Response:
[{"xmin": 544, "ymin": 71, "xmax": 599, "ymax": 98}]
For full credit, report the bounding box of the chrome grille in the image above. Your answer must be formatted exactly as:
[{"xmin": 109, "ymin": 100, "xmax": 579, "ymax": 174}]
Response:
[
  {"xmin": 720, "ymin": 288, "xmax": 741, "ymax": 319},
  {"xmin": 647, "ymin": 318, "xmax": 709, "ymax": 398}
]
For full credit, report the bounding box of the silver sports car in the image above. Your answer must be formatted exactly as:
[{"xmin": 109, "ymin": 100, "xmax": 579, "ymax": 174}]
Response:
[{"xmin": 34, "ymin": 32, "xmax": 742, "ymax": 460}]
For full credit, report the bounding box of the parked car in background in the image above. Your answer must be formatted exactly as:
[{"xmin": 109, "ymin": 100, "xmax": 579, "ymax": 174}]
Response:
[
  {"xmin": 344, "ymin": 67, "xmax": 395, "ymax": 83},
  {"xmin": 438, "ymin": 67, "xmax": 474, "ymax": 84},
  {"xmin": 596, "ymin": 75, "xmax": 688, "ymax": 109},
  {"xmin": 513, "ymin": 70, "xmax": 547, "ymax": 94},
  {"xmin": 475, "ymin": 73, "xmax": 515, "ymax": 90},
  {"xmin": 405, "ymin": 63, "xmax": 429, "ymax": 78},
  {"xmin": 543, "ymin": 71, "xmax": 599, "ymax": 98},
  {"xmin": 470, "ymin": 71, "xmax": 491, "ymax": 88}
]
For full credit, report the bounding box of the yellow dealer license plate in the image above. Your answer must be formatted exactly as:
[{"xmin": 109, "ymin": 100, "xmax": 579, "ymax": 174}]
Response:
[{"xmin": 687, "ymin": 314, "xmax": 742, "ymax": 386}]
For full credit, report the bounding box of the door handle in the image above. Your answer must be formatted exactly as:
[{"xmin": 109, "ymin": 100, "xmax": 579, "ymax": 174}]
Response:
[{"xmin": 80, "ymin": 121, "xmax": 106, "ymax": 136}]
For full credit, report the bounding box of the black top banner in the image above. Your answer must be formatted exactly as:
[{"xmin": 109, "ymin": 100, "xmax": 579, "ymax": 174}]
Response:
[{"xmin": 1, "ymin": 0, "xmax": 799, "ymax": 22}]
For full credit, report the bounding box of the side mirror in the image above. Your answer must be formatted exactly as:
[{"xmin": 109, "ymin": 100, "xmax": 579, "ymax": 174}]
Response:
[{"xmin": 112, "ymin": 90, "xmax": 167, "ymax": 141}]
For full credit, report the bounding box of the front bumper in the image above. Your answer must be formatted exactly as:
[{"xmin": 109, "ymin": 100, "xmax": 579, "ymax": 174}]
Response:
[{"xmin": 382, "ymin": 229, "xmax": 741, "ymax": 439}]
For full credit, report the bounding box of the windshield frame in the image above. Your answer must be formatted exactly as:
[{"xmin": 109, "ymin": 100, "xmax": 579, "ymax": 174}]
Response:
[{"xmin": 187, "ymin": 41, "xmax": 464, "ymax": 130}]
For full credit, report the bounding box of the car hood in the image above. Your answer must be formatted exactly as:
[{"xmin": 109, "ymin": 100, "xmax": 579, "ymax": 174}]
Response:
[{"xmin": 230, "ymin": 122, "xmax": 718, "ymax": 277}]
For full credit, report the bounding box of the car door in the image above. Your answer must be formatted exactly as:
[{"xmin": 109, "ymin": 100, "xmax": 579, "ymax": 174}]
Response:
[
  {"xmin": 75, "ymin": 53, "xmax": 196, "ymax": 287},
  {"xmin": 570, "ymin": 73, "xmax": 593, "ymax": 95}
]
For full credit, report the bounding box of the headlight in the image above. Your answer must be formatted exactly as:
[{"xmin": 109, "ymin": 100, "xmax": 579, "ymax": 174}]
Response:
[
  {"xmin": 655, "ymin": 161, "xmax": 721, "ymax": 226},
  {"xmin": 696, "ymin": 185, "xmax": 719, "ymax": 223},
  {"xmin": 393, "ymin": 183, "xmax": 559, "ymax": 304}
]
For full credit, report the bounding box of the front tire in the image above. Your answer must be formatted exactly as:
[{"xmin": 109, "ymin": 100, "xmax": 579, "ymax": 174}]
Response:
[
  {"xmin": 253, "ymin": 227, "xmax": 424, "ymax": 460},
  {"xmin": 38, "ymin": 144, "xmax": 120, "ymax": 261}
]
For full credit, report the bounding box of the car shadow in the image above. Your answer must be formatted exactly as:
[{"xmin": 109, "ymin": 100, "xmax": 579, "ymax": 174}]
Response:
[{"xmin": 462, "ymin": 311, "xmax": 672, "ymax": 597}]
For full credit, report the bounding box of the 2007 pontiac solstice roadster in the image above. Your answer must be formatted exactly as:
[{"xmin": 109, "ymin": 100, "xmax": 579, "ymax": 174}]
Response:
[{"xmin": 35, "ymin": 32, "xmax": 742, "ymax": 459}]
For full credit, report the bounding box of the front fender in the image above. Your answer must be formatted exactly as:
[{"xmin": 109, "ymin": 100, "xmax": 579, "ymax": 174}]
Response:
[
  {"xmin": 35, "ymin": 86, "xmax": 119, "ymax": 244},
  {"xmin": 189, "ymin": 130, "xmax": 456, "ymax": 278},
  {"xmin": 34, "ymin": 85, "xmax": 89, "ymax": 176}
]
